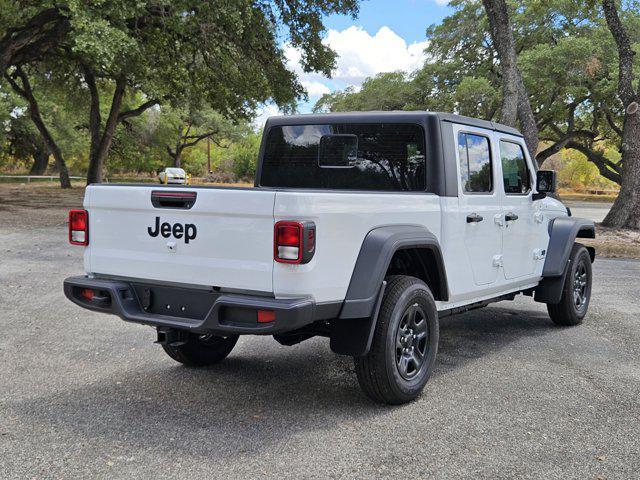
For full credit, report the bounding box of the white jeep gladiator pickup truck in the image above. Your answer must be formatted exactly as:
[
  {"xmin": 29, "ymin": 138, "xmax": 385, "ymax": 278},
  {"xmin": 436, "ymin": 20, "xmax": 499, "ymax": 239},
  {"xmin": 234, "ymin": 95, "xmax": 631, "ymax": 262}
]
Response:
[{"xmin": 64, "ymin": 112, "xmax": 595, "ymax": 404}]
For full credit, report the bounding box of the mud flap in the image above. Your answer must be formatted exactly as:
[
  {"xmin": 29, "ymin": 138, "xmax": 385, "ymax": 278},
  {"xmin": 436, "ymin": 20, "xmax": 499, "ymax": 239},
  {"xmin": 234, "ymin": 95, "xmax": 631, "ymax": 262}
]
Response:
[{"xmin": 330, "ymin": 281, "xmax": 386, "ymax": 356}]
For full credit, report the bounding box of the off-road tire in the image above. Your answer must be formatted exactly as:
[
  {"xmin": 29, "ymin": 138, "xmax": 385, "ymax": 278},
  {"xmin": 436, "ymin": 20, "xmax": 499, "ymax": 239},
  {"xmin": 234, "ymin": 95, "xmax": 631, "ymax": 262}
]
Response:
[
  {"xmin": 547, "ymin": 243, "xmax": 592, "ymax": 326},
  {"xmin": 354, "ymin": 275, "xmax": 439, "ymax": 405},
  {"xmin": 162, "ymin": 333, "xmax": 239, "ymax": 366}
]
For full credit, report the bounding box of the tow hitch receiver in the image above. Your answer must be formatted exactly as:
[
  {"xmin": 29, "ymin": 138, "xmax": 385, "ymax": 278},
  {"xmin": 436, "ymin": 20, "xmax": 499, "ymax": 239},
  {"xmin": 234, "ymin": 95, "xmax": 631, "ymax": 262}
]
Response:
[{"xmin": 156, "ymin": 327, "xmax": 188, "ymax": 347}]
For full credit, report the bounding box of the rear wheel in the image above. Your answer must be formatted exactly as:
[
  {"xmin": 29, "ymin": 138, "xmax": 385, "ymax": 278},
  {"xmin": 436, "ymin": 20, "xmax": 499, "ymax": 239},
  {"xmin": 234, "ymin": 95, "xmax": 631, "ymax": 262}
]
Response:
[
  {"xmin": 162, "ymin": 333, "xmax": 239, "ymax": 366},
  {"xmin": 354, "ymin": 275, "xmax": 439, "ymax": 405},
  {"xmin": 547, "ymin": 243, "xmax": 592, "ymax": 326}
]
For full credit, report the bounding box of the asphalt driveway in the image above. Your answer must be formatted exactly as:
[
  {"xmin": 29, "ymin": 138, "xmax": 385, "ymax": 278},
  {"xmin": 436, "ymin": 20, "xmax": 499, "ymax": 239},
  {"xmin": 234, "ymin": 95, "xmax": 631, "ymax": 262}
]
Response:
[
  {"xmin": 1, "ymin": 217, "xmax": 639, "ymax": 479},
  {"xmin": 564, "ymin": 200, "xmax": 613, "ymax": 223}
]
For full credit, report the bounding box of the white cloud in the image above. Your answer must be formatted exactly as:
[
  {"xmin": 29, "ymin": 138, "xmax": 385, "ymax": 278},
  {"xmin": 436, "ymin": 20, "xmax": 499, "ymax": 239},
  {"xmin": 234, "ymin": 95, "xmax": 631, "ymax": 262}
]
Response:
[
  {"xmin": 323, "ymin": 26, "xmax": 428, "ymax": 85},
  {"xmin": 252, "ymin": 103, "xmax": 281, "ymax": 130},
  {"xmin": 302, "ymin": 81, "xmax": 331, "ymax": 96},
  {"xmin": 254, "ymin": 25, "xmax": 429, "ymax": 127},
  {"xmin": 432, "ymin": 0, "xmax": 451, "ymax": 5},
  {"xmin": 284, "ymin": 25, "xmax": 428, "ymax": 94}
]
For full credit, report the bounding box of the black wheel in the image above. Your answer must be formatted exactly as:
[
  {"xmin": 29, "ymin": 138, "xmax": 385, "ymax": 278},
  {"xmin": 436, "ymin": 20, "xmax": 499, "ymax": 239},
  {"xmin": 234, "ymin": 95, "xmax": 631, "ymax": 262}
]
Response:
[
  {"xmin": 354, "ymin": 275, "xmax": 439, "ymax": 405},
  {"xmin": 162, "ymin": 333, "xmax": 239, "ymax": 366},
  {"xmin": 547, "ymin": 243, "xmax": 592, "ymax": 326}
]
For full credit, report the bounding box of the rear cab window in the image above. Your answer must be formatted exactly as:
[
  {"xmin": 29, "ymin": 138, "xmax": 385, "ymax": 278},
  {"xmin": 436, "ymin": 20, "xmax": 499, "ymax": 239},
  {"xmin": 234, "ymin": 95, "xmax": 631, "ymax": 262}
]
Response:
[
  {"xmin": 260, "ymin": 123, "xmax": 426, "ymax": 191},
  {"xmin": 457, "ymin": 133, "xmax": 493, "ymax": 193}
]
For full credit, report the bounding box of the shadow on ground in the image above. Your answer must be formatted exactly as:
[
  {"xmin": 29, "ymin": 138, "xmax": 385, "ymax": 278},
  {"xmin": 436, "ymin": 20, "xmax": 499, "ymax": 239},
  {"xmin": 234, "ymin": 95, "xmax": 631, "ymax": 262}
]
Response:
[{"xmin": 7, "ymin": 305, "xmax": 557, "ymax": 460}]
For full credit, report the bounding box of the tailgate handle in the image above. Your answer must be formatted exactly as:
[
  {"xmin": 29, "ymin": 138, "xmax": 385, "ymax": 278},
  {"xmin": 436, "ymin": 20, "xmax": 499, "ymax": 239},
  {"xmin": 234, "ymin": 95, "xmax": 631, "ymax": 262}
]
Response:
[{"xmin": 151, "ymin": 191, "xmax": 197, "ymax": 209}]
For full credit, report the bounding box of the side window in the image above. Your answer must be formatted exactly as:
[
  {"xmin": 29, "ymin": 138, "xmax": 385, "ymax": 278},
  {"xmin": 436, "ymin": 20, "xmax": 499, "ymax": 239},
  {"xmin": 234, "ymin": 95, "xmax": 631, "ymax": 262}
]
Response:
[
  {"xmin": 500, "ymin": 141, "xmax": 531, "ymax": 194},
  {"xmin": 458, "ymin": 133, "xmax": 492, "ymax": 193}
]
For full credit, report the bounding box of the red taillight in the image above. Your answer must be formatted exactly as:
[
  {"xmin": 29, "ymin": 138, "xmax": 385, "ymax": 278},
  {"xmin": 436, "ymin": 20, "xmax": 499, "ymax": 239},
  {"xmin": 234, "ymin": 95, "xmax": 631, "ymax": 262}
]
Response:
[
  {"xmin": 69, "ymin": 210, "xmax": 89, "ymax": 246},
  {"xmin": 274, "ymin": 221, "xmax": 302, "ymax": 263},
  {"xmin": 81, "ymin": 288, "xmax": 94, "ymax": 301},
  {"xmin": 274, "ymin": 221, "xmax": 316, "ymax": 264},
  {"xmin": 277, "ymin": 224, "xmax": 301, "ymax": 246},
  {"xmin": 257, "ymin": 310, "xmax": 276, "ymax": 323}
]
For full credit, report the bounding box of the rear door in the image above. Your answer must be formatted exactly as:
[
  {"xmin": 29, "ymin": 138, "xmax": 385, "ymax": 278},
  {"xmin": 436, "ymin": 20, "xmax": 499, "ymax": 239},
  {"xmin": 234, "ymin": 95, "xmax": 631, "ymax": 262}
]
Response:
[
  {"xmin": 453, "ymin": 125, "xmax": 503, "ymax": 286},
  {"xmin": 498, "ymin": 138, "xmax": 539, "ymax": 279},
  {"xmin": 85, "ymin": 185, "xmax": 276, "ymax": 293}
]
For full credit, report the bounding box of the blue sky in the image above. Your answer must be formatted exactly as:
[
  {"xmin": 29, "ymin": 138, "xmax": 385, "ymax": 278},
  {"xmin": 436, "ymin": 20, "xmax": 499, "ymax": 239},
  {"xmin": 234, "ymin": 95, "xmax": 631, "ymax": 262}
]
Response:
[
  {"xmin": 255, "ymin": 0, "xmax": 453, "ymax": 124},
  {"xmin": 324, "ymin": 0, "xmax": 452, "ymax": 44}
]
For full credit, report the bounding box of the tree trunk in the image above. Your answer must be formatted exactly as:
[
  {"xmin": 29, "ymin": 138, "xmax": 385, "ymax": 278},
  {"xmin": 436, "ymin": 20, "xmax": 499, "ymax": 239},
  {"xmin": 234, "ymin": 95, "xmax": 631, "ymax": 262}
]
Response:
[
  {"xmin": 4, "ymin": 69, "xmax": 71, "ymax": 188},
  {"xmin": 173, "ymin": 148, "xmax": 182, "ymax": 168},
  {"xmin": 601, "ymin": 0, "xmax": 640, "ymax": 229},
  {"xmin": 516, "ymin": 85, "xmax": 540, "ymax": 165},
  {"xmin": 482, "ymin": 0, "xmax": 539, "ymax": 161},
  {"xmin": 86, "ymin": 78, "xmax": 126, "ymax": 184},
  {"xmin": 83, "ymin": 75, "xmax": 158, "ymax": 185},
  {"xmin": 29, "ymin": 144, "xmax": 49, "ymax": 175},
  {"xmin": 602, "ymin": 109, "xmax": 640, "ymax": 229}
]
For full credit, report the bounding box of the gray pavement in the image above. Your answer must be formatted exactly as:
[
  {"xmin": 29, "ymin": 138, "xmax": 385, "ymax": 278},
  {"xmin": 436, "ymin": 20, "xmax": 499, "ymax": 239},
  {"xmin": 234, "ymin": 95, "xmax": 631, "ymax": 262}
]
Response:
[
  {"xmin": 1, "ymin": 222, "xmax": 639, "ymax": 479},
  {"xmin": 564, "ymin": 201, "xmax": 613, "ymax": 223}
]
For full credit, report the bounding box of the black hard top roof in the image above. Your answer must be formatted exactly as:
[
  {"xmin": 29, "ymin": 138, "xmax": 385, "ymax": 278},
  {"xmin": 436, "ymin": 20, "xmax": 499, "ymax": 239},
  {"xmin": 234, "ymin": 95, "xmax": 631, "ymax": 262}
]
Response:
[{"xmin": 265, "ymin": 111, "xmax": 523, "ymax": 137}]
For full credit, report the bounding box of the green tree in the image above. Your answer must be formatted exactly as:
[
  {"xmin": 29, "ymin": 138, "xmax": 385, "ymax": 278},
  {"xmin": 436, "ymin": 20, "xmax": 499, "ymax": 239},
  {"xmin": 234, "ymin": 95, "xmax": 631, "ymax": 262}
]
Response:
[
  {"xmin": 315, "ymin": 72, "xmax": 415, "ymax": 112},
  {"xmin": 0, "ymin": 1, "xmax": 360, "ymax": 185},
  {"xmin": 315, "ymin": 0, "xmax": 635, "ymax": 189},
  {"xmin": 161, "ymin": 106, "xmax": 238, "ymax": 169}
]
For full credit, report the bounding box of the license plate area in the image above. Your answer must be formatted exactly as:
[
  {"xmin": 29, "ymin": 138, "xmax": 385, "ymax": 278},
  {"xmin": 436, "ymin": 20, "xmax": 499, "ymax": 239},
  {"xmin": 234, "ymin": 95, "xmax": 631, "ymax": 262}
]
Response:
[{"xmin": 131, "ymin": 283, "xmax": 219, "ymax": 320}]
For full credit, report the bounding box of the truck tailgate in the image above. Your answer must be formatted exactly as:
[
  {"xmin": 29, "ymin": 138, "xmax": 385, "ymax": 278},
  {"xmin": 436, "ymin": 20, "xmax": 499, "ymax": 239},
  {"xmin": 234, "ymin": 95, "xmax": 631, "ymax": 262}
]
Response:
[{"xmin": 85, "ymin": 185, "xmax": 276, "ymax": 293}]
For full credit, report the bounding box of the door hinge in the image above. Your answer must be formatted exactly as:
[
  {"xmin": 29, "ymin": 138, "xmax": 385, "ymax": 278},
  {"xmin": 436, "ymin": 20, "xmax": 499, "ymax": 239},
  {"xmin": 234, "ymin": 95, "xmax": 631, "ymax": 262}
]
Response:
[{"xmin": 492, "ymin": 255, "xmax": 504, "ymax": 267}]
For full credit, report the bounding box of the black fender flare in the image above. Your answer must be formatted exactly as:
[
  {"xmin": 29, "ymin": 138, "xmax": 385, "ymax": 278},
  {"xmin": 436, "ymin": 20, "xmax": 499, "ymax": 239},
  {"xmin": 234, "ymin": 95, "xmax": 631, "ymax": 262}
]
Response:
[
  {"xmin": 535, "ymin": 216, "xmax": 595, "ymax": 304},
  {"xmin": 330, "ymin": 225, "xmax": 447, "ymax": 356},
  {"xmin": 542, "ymin": 217, "xmax": 595, "ymax": 277}
]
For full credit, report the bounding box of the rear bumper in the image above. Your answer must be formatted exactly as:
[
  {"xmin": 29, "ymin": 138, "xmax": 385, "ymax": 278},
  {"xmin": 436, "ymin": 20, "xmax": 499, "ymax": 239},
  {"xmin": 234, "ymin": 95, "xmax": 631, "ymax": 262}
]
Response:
[{"xmin": 63, "ymin": 276, "xmax": 316, "ymax": 335}]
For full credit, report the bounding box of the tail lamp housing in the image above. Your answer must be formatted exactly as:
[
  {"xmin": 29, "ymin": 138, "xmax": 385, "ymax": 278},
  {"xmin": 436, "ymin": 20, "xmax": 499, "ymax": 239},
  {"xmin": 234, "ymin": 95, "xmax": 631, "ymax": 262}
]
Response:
[
  {"xmin": 69, "ymin": 209, "xmax": 89, "ymax": 245},
  {"xmin": 274, "ymin": 221, "xmax": 316, "ymax": 264}
]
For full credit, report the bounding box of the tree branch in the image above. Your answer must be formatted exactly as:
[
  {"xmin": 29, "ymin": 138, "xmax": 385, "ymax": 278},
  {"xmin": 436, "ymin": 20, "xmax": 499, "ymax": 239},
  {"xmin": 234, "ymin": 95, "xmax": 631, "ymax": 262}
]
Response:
[
  {"xmin": 180, "ymin": 130, "xmax": 219, "ymax": 149},
  {"xmin": 117, "ymin": 99, "xmax": 160, "ymax": 122},
  {"xmin": 566, "ymin": 140, "xmax": 622, "ymax": 185},
  {"xmin": 0, "ymin": 7, "xmax": 69, "ymax": 72},
  {"xmin": 604, "ymin": 108, "xmax": 623, "ymax": 137}
]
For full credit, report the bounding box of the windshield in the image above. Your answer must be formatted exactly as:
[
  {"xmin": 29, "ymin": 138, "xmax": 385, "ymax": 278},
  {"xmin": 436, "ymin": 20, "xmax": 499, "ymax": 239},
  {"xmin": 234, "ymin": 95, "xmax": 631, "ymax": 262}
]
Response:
[{"xmin": 260, "ymin": 123, "xmax": 426, "ymax": 191}]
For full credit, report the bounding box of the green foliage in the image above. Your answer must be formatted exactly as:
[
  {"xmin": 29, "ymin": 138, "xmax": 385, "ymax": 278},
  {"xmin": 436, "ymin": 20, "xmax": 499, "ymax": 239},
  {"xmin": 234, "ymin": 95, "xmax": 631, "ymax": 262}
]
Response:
[
  {"xmin": 314, "ymin": 0, "xmax": 640, "ymax": 188},
  {"xmin": 229, "ymin": 133, "xmax": 261, "ymax": 180},
  {"xmin": 48, "ymin": 0, "xmax": 358, "ymax": 116},
  {"xmin": 316, "ymin": 72, "xmax": 416, "ymax": 112},
  {"xmin": 0, "ymin": 0, "xmax": 360, "ymax": 182},
  {"xmin": 453, "ymin": 77, "xmax": 499, "ymax": 119},
  {"xmin": 556, "ymin": 147, "xmax": 620, "ymax": 191}
]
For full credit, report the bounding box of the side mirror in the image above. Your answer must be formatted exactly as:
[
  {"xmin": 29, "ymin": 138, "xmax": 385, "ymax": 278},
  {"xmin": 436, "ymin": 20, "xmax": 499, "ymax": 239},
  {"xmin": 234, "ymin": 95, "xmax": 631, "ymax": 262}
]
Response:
[{"xmin": 533, "ymin": 170, "xmax": 556, "ymax": 200}]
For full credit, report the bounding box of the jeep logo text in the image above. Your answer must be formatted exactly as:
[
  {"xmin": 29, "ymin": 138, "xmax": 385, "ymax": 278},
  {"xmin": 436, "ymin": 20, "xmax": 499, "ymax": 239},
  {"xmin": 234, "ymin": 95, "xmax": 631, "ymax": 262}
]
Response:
[{"xmin": 147, "ymin": 216, "xmax": 197, "ymax": 244}]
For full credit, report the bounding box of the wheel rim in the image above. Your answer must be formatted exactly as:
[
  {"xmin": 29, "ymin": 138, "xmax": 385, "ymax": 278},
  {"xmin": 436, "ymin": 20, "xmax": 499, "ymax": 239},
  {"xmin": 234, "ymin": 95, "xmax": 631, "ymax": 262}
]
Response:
[
  {"xmin": 573, "ymin": 261, "xmax": 588, "ymax": 310},
  {"xmin": 395, "ymin": 303, "xmax": 429, "ymax": 380}
]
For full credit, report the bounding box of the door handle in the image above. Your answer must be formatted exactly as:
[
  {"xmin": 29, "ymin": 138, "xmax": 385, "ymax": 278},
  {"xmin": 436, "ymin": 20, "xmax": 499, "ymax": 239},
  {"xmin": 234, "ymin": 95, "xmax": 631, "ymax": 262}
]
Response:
[
  {"xmin": 466, "ymin": 213, "xmax": 484, "ymax": 223},
  {"xmin": 505, "ymin": 212, "xmax": 519, "ymax": 221}
]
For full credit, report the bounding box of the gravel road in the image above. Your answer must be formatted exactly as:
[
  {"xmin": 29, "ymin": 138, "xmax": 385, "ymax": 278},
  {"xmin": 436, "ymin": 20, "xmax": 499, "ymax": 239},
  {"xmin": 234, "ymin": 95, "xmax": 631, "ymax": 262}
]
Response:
[{"xmin": 1, "ymin": 216, "xmax": 639, "ymax": 479}]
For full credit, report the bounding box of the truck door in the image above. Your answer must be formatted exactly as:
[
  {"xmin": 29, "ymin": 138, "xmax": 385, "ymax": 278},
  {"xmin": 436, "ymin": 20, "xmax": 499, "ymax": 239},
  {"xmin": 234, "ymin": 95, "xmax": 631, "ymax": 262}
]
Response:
[
  {"xmin": 497, "ymin": 138, "xmax": 539, "ymax": 279},
  {"xmin": 454, "ymin": 127, "xmax": 503, "ymax": 286}
]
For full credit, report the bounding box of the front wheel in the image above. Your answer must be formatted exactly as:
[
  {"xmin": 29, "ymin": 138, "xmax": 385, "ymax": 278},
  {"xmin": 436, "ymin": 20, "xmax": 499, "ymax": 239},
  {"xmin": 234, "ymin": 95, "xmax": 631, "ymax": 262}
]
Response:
[
  {"xmin": 162, "ymin": 333, "xmax": 239, "ymax": 366},
  {"xmin": 547, "ymin": 243, "xmax": 592, "ymax": 326},
  {"xmin": 354, "ymin": 275, "xmax": 439, "ymax": 405}
]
